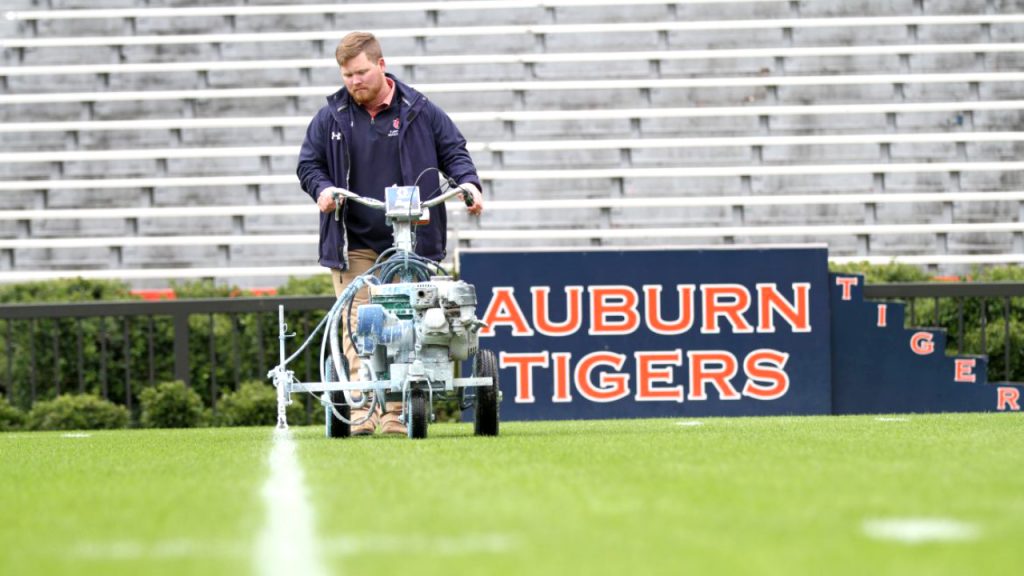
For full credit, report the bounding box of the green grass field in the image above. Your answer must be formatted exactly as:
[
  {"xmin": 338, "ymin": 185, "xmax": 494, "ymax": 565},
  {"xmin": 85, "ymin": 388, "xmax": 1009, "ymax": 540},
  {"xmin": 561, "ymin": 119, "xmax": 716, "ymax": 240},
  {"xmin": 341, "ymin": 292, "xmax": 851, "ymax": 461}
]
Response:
[{"xmin": 1, "ymin": 413, "xmax": 1022, "ymax": 575}]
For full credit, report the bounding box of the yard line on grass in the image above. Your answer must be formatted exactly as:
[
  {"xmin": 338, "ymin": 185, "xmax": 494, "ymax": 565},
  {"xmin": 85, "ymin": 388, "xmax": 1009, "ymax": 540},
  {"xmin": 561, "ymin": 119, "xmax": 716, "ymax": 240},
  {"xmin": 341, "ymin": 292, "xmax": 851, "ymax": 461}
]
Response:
[
  {"xmin": 862, "ymin": 518, "xmax": 981, "ymax": 544},
  {"xmin": 256, "ymin": 429, "xmax": 329, "ymax": 576},
  {"xmin": 61, "ymin": 432, "xmax": 91, "ymax": 438},
  {"xmin": 676, "ymin": 421, "xmax": 704, "ymax": 427},
  {"xmin": 875, "ymin": 417, "xmax": 911, "ymax": 422}
]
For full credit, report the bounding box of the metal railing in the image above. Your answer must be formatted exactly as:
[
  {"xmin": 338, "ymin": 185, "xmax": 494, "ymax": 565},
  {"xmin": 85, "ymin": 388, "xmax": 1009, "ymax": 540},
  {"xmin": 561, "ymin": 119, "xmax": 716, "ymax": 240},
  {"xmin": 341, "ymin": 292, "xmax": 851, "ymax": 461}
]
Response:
[
  {"xmin": 0, "ymin": 282, "xmax": 1021, "ymax": 410},
  {"xmin": 0, "ymin": 296, "xmax": 333, "ymax": 410}
]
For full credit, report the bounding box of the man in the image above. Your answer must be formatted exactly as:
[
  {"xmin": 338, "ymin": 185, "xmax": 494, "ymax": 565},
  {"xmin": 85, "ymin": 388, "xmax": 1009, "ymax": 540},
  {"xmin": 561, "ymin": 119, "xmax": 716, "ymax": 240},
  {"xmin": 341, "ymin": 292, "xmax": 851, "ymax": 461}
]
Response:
[{"xmin": 297, "ymin": 31, "xmax": 484, "ymax": 436}]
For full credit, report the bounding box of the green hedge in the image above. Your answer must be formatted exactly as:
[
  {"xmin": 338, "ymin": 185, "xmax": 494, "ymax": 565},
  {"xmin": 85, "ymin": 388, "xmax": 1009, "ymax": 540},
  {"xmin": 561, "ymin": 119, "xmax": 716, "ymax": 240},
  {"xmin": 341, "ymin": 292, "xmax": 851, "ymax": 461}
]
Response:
[
  {"xmin": 26, "ymin": 394, "xmax": 129, "ymax": 431},
  {"xmin": 828, "ymin": 261, "xmax": 930, "ymax": 283},
  {"xmin": 214, "ymin": 381, "xmax": 307, "ymax": 427},
  {"xmin": 139, "ymin": 380, "xmax": 207, "ymax": 429},
  {"xmin": 0, "ymin": 397, "xmax": 24, "ymax": 432}
]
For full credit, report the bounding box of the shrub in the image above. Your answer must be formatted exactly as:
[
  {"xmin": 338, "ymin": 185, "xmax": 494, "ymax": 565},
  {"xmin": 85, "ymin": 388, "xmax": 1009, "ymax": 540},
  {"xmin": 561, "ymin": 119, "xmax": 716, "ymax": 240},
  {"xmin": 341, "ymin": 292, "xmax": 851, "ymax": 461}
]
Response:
[
  {"xmin": 828, "ymin": 261, "xmax": 930, "ymax": 284},
  {"xmin": 170, "ymin": 279, "xmax": 237, "ymax": 299},
  {"xmin": 0, "ymin": 278, "xmax": 132, "ymax": 304},
  {"xmin": 139, "ymin": 381, "xmax": 206, "ymax": 428},
  {"xmin": 975, "ymin": 264, "xmax": 1024, "ymax": 283},
  {"xmin": 0, "ymin": 398, "xmax": 25, "ymax": 432},
  {"xmin": 215, "ymin": 381, "xmax": 306, "ymax": 427},
  {"xmin": 277, "ymin": 274, "xmax": 334, "ymax": 296},
  {"xmin": 26, "ymin": 394, "xmax": 130, "ymax": 431}
]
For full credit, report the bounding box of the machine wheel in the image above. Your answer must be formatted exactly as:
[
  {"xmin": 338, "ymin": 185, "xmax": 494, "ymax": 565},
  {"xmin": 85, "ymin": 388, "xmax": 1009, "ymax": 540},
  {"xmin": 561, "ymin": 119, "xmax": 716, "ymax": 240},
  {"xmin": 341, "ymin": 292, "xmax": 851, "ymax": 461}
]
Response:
[
  {"xmin": 325, "ymin": 358, "xmax": 351, "ymax": 439},
  {"xmin": 474, "ymin": 349, "xmax": 500, "ymax": 437},
  {"xmin": 409, "ymin": 389, "xmax": 428, "ymax": 440}
]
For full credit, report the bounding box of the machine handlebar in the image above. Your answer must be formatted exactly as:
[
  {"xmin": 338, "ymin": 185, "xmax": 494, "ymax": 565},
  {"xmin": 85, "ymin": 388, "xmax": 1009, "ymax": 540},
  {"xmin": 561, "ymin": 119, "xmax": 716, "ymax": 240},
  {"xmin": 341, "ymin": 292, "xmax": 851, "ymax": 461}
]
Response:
[
  {"xmin": 331, "ymin": 178, "xmax": 473, "ymax": 221},
  {"xmin": 424, "ymin": 179, "xmax": 474, "ymax": 209}
]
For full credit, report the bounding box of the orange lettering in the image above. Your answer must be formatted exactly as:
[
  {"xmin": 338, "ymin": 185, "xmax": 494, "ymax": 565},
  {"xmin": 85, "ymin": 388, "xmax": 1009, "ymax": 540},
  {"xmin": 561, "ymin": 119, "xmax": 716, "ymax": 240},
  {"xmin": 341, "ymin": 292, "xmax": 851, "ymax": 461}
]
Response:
[
  {"xmin": 480, "ymin": 287, "xmax": 534, "ymax": 337},
  {"xmin": 532, "ymin": 286, "xmax": 583, "ymax": 337},
  {"xmin": 575, "ymin": 351, "xmax": 630, "ymax": 402},
  {"xmin": 499, "ymin": 352, "xmax": 548, "ymax": 403},
  {"xmin": 687, "ymin": 351, "xmax": 740, "ymax": 400},
  {"xmin": 835, "ymin": 276, "xmax": 859, "ymax": 301},
  {"xmin": 643, "ymin": 284, "xmax": 695, "ymax": 335},
  {"xmin": 742, "ymin": 349, "xmax": 790, "ymax": 400},
  {"xmin": 588, "ymin": 286, "xmax": 641, "ymax": 335},
  {"xmin": 997, "ymin": 387, "xmax": 1020, "ymax": 411},
  {"xmin": 701, "ymin": 284, "xmax": 754, "ymax": 334},
  {"xmin": 910, "ymin": 332, "xmax": 935, "ymax": 355},
  {"xmin": 954, "ymin": 358, "xmax": 977, "ymax": 383},
  {"xmin": 634, "ymin": 350, "xmax": 684, "ymax": 402}
]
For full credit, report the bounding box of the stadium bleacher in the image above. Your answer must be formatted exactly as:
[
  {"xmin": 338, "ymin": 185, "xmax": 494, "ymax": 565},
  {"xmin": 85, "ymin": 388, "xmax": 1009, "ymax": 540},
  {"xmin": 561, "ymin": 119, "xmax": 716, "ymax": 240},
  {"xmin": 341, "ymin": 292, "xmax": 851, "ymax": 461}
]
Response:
[{"xmin": 0, "ymin": 0, "xmax": 1022, "ymax": 286}]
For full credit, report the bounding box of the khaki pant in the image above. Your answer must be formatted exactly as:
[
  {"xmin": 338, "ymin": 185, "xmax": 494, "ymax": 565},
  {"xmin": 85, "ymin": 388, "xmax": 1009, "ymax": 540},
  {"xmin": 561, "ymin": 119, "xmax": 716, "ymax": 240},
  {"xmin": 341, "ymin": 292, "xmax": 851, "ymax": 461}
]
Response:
[
  {"xmin": 331, "ymin": 249, "xmax": 405, "ymax": 433},
  {"xmin": 330, "ymin": 248, "xmax": 379, "ymax": 382}
]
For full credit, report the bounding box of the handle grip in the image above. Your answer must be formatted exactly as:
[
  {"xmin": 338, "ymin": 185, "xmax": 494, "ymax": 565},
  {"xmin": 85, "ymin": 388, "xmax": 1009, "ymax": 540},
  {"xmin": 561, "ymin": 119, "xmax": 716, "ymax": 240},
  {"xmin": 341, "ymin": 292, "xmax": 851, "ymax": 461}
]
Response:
[{"xmin": 447, "ymin": 177, "xmax": 474, "ymax": 208}]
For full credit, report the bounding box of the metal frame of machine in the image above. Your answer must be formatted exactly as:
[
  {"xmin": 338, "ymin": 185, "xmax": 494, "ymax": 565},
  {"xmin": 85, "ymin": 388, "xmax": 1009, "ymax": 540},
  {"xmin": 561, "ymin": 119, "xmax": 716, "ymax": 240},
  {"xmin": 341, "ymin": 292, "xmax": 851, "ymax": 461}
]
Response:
[{"xmin": 268, "ymin": 175, "xmax": 499, "ymax": 439}]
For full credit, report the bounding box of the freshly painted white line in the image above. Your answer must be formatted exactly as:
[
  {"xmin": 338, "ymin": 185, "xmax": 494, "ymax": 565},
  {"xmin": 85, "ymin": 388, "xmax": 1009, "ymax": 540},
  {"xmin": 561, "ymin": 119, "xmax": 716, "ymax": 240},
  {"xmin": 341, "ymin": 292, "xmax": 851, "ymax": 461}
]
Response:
[
  {"xmin": 676, "ymin": 421, "xmax": 704, "ymax": 427},
  {"xmin": 61, "ymin": 432, "xmax": 92, "ymax": 438},
  {"xmin": 256, "ymin": 429, "xmax": 328, "ymax": 576},
  {"xmin": 875, "ymin": 417, "xmax": 911, "ymax": 422},
  {"xmin": 862, "ymin": 518, "xmax": 981, "ymax": 544}
]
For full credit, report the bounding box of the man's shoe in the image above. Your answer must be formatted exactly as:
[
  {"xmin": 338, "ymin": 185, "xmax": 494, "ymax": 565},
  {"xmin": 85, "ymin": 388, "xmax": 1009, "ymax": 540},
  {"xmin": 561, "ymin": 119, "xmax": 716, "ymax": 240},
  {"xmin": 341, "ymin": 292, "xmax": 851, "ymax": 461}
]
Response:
[
  {"xmin": 380, "ymin": 402, "xmax": 408, "ymax": 435},
  {"xmin": 350, "ymin": 407, "xmax": 378, "ymax": 436}
]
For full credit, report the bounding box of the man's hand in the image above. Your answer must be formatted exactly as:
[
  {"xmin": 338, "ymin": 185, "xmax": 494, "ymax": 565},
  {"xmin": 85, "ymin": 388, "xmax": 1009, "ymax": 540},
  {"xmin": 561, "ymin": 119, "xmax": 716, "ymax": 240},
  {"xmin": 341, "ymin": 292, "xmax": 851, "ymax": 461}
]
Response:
[
  {"xmin": 458, "ymin": 182, "xmax": 484, "ymax": 216},
  {"xmin": 317, "ymin": 187, "xmax": 344, "ymax": 213}
]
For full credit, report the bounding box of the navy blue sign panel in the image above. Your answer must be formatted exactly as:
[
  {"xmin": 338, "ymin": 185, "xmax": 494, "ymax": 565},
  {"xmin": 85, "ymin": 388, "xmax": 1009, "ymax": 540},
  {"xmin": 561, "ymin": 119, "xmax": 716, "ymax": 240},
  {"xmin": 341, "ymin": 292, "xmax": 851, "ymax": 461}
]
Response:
[
  {"xmin": 460, "ymin": 246, "xmax": 832, "ymax": 421},
  {"xmin": 829, "ymin": 274, "xmax": 1022, "ymax": 414}
]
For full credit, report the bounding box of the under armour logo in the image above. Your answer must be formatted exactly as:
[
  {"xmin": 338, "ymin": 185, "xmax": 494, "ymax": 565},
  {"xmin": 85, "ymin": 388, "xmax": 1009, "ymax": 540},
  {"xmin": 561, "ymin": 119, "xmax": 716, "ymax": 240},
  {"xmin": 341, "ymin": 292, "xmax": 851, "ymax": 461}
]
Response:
[{"xmin": 331, "ymin": 132, "xmax": 342, "ymax": 140}]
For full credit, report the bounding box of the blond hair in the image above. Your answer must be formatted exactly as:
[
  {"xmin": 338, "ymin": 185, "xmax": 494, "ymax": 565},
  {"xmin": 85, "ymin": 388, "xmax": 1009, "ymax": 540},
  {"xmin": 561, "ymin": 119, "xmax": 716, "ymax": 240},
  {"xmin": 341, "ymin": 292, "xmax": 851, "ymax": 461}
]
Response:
[{"xmin": 336, "ymin": 31, "xmax": 383, "ymax": 66}]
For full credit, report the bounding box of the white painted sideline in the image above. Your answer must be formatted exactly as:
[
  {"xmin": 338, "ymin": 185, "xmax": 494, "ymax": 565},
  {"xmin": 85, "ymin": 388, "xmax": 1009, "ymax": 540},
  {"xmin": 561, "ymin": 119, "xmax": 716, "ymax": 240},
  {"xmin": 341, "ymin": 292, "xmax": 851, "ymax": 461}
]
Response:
[{"xmin": 257, "ymin": 428, "xmax": 328, "ymax": 576}]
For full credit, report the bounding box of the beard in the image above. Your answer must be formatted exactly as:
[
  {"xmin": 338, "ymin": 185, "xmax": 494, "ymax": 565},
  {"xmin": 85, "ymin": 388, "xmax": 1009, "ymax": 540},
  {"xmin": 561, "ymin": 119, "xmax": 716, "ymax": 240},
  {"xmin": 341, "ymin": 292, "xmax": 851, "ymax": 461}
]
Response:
[{"xmin": 350, "ymin": 87, "xmax": 373, "ymax": 105}]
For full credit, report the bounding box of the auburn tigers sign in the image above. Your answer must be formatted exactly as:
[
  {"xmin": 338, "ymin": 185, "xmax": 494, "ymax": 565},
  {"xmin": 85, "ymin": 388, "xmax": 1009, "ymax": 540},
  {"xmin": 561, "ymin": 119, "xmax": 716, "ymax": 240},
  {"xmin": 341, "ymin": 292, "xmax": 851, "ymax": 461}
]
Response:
[{"xmin": 460, "ymin": 247, "xmax": 832, "ymax": 420}]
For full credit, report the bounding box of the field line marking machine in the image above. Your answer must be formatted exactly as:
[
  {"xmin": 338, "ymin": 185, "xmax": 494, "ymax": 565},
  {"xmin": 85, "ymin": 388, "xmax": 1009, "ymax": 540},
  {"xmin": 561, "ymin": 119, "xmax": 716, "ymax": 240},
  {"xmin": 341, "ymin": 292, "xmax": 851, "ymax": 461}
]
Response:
[{"xmin": 267, "ymin": 172, "xmax": 500, "ymax": 439}]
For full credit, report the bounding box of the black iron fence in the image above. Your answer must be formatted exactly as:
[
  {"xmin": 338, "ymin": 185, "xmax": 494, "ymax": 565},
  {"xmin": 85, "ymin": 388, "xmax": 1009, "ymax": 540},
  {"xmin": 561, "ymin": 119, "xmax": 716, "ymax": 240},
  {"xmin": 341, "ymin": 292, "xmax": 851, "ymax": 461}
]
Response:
[
  {"xmin": 0, "ymin": 283, "xmax": 1021, "ymax": 411},
  {"xmin": 0, "ymin": 296, "xmax": 333, "ymax": 411}
]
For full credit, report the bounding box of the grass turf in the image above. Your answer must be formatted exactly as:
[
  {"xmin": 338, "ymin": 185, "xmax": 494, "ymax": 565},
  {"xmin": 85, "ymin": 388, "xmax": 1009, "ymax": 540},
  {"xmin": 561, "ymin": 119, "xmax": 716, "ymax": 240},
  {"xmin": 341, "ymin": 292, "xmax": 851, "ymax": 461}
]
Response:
[
  {"xmin": 0, "ymin": 427, "xmax": 270, "ymax": 576},
  {"xmin": 1, "ymin": 413, "xmax": 1022, "ymax": 575}
]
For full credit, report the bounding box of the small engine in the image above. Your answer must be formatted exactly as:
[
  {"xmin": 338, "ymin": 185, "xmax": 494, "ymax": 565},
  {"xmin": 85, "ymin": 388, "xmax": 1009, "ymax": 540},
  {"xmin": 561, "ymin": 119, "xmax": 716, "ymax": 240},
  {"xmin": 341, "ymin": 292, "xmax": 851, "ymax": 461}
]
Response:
[{"xmin": 354, "ymin": 276, "xmax": 485, "ymax": 389}]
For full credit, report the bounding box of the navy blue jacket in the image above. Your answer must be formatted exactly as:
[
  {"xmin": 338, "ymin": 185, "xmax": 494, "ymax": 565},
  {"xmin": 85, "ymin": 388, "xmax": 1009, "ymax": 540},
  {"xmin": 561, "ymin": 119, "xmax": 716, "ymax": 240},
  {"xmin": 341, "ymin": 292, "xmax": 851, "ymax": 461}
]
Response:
[{"xmin": 296, "ymin": 74, "xmax": 482, "ymax": 270}]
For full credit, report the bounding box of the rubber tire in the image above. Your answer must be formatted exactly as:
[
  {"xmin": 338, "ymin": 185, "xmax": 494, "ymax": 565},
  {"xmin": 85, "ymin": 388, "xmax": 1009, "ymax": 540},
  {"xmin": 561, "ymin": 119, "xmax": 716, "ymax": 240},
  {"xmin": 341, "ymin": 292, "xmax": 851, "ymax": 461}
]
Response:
[
  {"xmin": 325, "ymin": 359, "xmax": 351, "ymax": 439},
  {"xmin": 474, "ymin": 349, "xmax": 500, "ymax": 437},
  {"xmin": 409, "ymin": 389, "xmax": 428, "ymax": 440}
]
